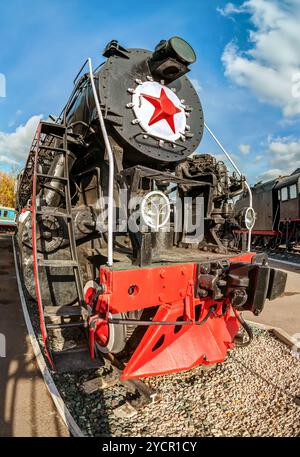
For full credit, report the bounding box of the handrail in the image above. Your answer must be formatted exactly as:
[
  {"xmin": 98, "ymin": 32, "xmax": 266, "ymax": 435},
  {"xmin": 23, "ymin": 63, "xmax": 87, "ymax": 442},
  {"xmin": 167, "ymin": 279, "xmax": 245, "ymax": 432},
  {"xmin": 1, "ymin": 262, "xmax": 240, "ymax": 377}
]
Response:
[
  {"xmin": 73, "ymin": 58, "xmax": 89, "ymax": 85},
  {"xmin": 204, "ymin": 122, "xmax": 253, "ymax": 252},
  {"xmin": 87, "ymin": 58, "xmax": 114, "ymax": 266}
]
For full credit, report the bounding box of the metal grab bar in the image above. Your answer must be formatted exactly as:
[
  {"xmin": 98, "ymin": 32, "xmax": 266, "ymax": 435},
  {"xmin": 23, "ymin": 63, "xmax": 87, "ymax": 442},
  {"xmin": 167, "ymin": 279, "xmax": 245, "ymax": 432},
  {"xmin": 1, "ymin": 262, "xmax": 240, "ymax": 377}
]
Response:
[
  {"xmin": 204, "ymin": 122, "xmax": 253, "ymax": 252},
  {"xmin": 87, "ymin": 58, "xmax": 114, "ymax": 266}
]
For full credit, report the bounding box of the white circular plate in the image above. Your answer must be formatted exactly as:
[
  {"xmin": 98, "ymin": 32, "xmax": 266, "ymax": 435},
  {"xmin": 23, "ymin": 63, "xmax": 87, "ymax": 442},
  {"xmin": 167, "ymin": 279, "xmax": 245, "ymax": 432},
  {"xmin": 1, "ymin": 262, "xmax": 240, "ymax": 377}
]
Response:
[
  {"xmin": 132, "ymin": 81, "xmax": 186, "ymax": 142},
  {"xmin": 141, "ymin": 190, "xmax": 171, "ymax": 230}
]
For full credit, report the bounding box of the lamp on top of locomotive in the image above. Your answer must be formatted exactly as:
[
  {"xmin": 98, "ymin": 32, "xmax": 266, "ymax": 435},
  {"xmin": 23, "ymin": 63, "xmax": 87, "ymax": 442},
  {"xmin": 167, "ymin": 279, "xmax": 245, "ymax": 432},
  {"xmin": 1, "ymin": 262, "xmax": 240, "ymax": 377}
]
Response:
[{"xmin": 149, "ymin": 36, "xmax": 196, "ymax": 82}]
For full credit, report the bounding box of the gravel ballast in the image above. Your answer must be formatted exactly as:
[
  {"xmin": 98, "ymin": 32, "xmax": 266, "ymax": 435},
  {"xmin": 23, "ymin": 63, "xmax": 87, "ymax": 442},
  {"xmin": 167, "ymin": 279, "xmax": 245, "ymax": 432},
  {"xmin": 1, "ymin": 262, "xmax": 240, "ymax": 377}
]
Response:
[{"xmin": 52, "ymin": 328, "xmax": 300, "ymax": 437}]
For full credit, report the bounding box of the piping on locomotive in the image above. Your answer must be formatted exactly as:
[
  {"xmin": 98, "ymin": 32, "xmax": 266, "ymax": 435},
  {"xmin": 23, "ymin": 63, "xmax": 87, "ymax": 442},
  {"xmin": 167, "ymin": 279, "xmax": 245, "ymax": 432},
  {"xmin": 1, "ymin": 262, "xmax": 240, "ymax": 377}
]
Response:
[{"xmin": 15, "ymin": 37, "xmax": 287, "ymax": 378}]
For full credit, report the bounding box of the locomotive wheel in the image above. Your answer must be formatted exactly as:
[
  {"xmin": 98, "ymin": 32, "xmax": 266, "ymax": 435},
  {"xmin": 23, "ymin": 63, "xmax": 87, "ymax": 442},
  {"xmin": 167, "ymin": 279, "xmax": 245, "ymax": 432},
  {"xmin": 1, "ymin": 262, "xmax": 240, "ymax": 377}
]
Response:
[
  {"xmin": 84, "ymin": 280, "xmax": 143, "ymax": 354},
  {"xmin": 95, "ymin": 312, "xmax": 127, "ymax": 354},
  {"xmin": 20, "ymin": 212, "xmax": 64, "ymax": 254},
  {"xmin": 84, "ymin": 280, "xmax": 127, "ymax": 354}
]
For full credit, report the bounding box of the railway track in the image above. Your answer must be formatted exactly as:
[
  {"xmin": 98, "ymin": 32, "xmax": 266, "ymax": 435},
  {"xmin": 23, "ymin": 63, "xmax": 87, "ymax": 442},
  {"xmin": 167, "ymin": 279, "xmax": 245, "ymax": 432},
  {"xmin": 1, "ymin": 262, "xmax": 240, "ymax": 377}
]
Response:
[
  {"xmin": 250, "ymin": 245, "xmax": 300, "ymax": 267},
  {"xmin": 4, "ymin": 234, "xmax": 300, "ymax": 437},
  {"xmin": 268, "ymin": 252, "xmax": 300, "ymax": 268}
]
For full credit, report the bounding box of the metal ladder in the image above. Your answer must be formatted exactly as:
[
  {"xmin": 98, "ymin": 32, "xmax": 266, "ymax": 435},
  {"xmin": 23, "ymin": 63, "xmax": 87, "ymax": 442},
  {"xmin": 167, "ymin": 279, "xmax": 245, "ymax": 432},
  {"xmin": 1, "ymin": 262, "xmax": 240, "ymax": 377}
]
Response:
[{"xmin": 31, "ymin": 121, "xmax": 102, "ymax": 371}]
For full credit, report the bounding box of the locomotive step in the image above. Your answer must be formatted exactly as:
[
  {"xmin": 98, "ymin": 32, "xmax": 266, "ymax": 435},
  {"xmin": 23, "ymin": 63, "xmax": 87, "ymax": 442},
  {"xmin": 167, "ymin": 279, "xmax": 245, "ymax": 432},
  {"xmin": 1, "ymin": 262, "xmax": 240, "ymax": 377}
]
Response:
[
  {"xmin": 44, "ymin": 305, "xmax": 84, "ymax": 317},
  {"xmin": 36, "ymin": 207, "xmax": 71, "ymax": 219},
  {"xmin": 46, "ymin": 321, "xmax": 85, "ymax": 329},
  {"xmin": 38, "ymin": 259, "xmax": 78, "ymax": 267},
  {"xmin": 52, "ymin": 348, "xmax": 104, "ymax": 373},
  {"xmin": 40, "ymin": 121, "xmax": 66, "ymax": 136},
  {"xmin": 36, "ymin": 173, "xmax": 68, "ymax": 181},
  {"xmin": 39, "ymin": 145, "xmax": 67, "ymax": 153}
]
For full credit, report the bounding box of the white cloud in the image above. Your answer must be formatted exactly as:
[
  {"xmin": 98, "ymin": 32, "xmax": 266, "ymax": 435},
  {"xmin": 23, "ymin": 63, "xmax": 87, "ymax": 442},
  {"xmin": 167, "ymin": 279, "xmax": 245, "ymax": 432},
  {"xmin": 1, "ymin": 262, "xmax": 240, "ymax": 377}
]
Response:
[
  {"xmin": 239, "ymin": 143, "xmax": 251, "ymax": 154},
  {"xmin": 8, "ymin": 109, "xmax": 23, "ymax": 128},
  {"xmin": 0, "ymin": 115, "xmax": 42, "ymax": 167},
  {"xmin": 255, "ymin": 154, "xmax": 263, "ymax": 161},
  {"xmin": 258, "ymin": 168, "xmax": 284, "ymax": 181},
  {"xmin": 217, "ymin": 2, "xmax": 244, "ymax": 16},
  {"xmin": 209, "ymin": 152, "xmax": 240, "ymax": 166},
  {"xmin": 220, "ymin": 0, "xmax": 300, "ymax": 117},
  {"xmin": 258, "ymin": 136, "xmax": 300, "ymax": 181},
  {"xmin": 267, "ymin": 138, "xmax": 300, "ymax": 169},
  {"xmin": 213, "ymin": 153, "xmax": 228, "ymax": 162},
  {"xmin": 269, "ymin": 139, "xmax": 300, "ymax": 155},
  {"xmin": 0, "ymin": 155, "xmax": 18, "ymax": 165},
  {"xmin": 190, "ymin": 78, "xmax": 202, "ymax": 93}
]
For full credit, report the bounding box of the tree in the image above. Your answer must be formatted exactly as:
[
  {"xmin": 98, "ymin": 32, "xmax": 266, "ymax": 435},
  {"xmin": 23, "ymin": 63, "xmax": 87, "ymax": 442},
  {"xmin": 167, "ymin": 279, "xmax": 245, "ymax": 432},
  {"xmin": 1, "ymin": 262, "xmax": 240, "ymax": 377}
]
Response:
[{"xmin": 0, "ymin": 171, "xmax": 15, "ymax": 208}]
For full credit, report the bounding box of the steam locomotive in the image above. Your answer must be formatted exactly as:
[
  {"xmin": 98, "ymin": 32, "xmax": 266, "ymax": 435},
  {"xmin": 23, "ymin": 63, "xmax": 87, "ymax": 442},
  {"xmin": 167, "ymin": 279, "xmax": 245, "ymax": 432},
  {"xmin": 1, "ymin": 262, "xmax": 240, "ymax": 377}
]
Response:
[
  {"xmin": 236, "ymin": 168, "xmax": 300, "ymax": 251},
  {"xmin": 15, "ymin": 37, "xmax": 287, "ymax": 378}
]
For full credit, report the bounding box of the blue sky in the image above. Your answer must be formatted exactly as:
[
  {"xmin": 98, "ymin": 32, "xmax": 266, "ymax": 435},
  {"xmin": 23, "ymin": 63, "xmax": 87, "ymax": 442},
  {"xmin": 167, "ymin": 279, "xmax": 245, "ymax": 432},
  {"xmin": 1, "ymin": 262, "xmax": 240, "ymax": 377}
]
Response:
[{"xmin": 1, "ymin": 0, "xmax": 300, "ymax": 184}]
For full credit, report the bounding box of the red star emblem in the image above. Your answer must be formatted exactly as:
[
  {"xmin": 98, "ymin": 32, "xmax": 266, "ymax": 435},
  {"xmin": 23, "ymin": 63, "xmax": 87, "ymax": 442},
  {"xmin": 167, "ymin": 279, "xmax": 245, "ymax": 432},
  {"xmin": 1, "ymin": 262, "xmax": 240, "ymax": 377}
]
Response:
[{"xmin": 141, "ymin": 88, "xmax": 181, "ymax": 133}]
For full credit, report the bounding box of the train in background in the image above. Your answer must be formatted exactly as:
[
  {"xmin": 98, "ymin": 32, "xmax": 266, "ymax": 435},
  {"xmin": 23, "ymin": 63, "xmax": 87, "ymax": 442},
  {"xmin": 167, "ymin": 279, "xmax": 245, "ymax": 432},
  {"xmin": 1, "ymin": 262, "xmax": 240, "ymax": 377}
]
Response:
[
  {"xmin": 0, "ymin": 206, "xmax": 16, "ymax": 233},
  {"xmin": 236, "ymin": 168, "xmax": 300, "ymax": 251}
]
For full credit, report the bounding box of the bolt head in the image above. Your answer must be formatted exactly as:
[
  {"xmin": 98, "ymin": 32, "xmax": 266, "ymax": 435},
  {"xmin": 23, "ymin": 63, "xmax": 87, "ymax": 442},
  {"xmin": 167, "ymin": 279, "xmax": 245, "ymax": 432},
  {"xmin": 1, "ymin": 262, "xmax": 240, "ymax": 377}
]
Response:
[{"xmin": 159, "ymin": 269, "xmax": 166, "ymax": 278}]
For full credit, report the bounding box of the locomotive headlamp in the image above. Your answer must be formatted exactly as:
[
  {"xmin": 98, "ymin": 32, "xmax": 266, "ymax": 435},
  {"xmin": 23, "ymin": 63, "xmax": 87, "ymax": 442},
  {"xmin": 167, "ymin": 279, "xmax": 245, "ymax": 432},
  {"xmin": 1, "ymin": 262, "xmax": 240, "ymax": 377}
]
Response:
[
  {"xmin": 149, "ymin": 36, "xmax": 196, "ymax": 82},
  {"xmin": 152, "ymin": 36, "xmax": 196, "ymax": 65},
  {"xmin": 242, "ymin": 207, "xmax": 256, "ymax": 230},
  {"xmin": 141, "ymin": 191, "xmax": 171, "ymax": 231}
]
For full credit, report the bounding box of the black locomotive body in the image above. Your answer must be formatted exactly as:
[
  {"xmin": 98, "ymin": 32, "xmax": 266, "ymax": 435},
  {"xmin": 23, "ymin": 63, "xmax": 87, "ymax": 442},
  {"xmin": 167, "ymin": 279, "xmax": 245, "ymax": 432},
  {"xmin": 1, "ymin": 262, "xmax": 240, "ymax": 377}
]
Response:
[{"xmin": 15, "ymin": 37, "xmax": 286, "ymax": 378}]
